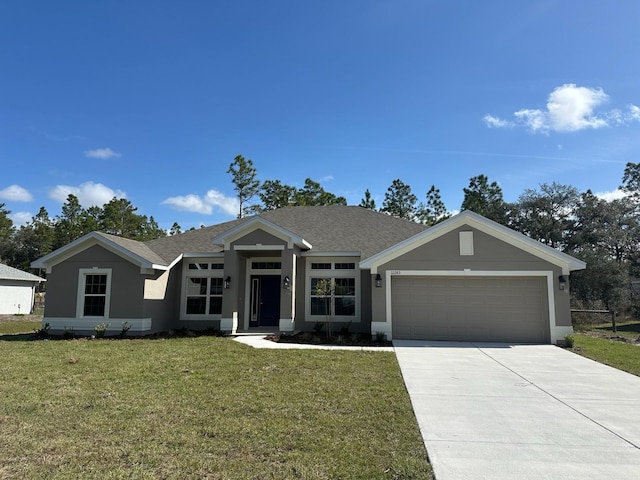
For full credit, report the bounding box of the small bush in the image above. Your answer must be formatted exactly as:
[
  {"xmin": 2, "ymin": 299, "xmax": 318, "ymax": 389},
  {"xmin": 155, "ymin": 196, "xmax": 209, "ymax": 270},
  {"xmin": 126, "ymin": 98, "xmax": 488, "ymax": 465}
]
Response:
[
  {"xmin": 34, "ymin": 322, "xmax": 50, "ymax": 338},
  {"xmin": 95, "ymin": 323, "xmax": 110, "ymax": 338},
  {"xmin": 564, "ymin": 334, "xmax": 575, "ymax": 348},
  {"xmin": 63, "ymin": 327, "xmax": 75, "ymax": 339},
  {"xmin": 120, "ymin": 321, "xmax": 131, "ymax": 338},
  {"xmin": 375, "ymin": 331, "xmax": 387, "ymax": 343},
  {"xmin": 313, "ymin": 322, "xmax": 324, "ymax": 334}
]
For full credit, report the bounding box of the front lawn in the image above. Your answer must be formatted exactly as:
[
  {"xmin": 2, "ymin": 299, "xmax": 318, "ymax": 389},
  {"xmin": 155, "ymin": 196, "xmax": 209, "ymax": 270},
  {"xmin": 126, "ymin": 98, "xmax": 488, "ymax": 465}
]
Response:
[
  {"xmin": 0, "ymin": 314, "xmax": 41, "ymax": 335},
  {"xmin": 0, "ymin": 334, "xmax": 431, "ymax": 479},
  {"xmin": 573, "ymin": 333, "xmax": 640, "ymax": 377}
]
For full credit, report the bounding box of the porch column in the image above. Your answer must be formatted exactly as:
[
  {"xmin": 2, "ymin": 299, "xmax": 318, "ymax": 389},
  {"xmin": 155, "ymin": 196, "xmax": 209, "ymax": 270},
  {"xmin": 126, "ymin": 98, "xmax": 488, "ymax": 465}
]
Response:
[
  {"xmin": 221, "ymin": 250, "xmax": 239, "ymax": 334},
  {"xmin": 279, "ymin": 249, "xmax": 296, "ymax": 332}
]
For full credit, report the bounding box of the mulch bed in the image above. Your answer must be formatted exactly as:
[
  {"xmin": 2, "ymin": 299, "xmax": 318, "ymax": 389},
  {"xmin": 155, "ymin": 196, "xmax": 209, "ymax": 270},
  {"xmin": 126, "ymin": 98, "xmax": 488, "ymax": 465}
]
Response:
[{"xmin": 265, "ymin": 331, "xmax": 392, "ymax": 347}]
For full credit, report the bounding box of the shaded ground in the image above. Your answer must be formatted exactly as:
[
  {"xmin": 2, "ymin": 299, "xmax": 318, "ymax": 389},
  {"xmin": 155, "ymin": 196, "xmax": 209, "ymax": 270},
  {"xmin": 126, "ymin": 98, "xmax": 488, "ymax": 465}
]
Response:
[{"xmin": 575, "ymin": 319, "xmax": 640, "ymax": 345}]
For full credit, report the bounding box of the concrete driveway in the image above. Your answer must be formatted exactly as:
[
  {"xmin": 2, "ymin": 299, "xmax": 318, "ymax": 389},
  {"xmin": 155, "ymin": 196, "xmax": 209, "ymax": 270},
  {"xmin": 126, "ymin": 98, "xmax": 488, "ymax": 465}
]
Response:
[{"xmin": 394, "ymin": 340, "xmax": 640, "ymax": 480}]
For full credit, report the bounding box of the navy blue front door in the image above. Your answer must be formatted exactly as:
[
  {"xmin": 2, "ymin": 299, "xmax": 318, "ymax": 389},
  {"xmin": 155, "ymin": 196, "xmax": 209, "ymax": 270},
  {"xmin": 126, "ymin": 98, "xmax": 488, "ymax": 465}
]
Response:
[{"xmin": 249, "ymin": 275, "xmax": 281, "ymax": 327}]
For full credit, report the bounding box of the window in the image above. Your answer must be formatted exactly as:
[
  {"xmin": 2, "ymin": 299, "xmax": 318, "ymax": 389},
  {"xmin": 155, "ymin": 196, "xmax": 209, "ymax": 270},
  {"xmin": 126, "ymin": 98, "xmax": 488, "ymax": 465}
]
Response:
[
  {"xmin": 188, "ymin": 262, "xmax": 224, "ymax": 270},
  {"xmin": 185, "ymin": 277, "xmax": 223, "ymax": 315},
  {"xmin": 334, "ymin": 262, "xmax": 355, "ymax": 270},
  {"xmin": 251, "ymin": 261, "xmax": 281, "ymax": 269},
  {"xmin": 309, "ymin": 276, "xmax": 356, "ymax": 317},
  {"xmin": 182, "ymin": 259, "xmax": 224, "ymax": 319},
  {"xmin": 306, "ymin": 257, "xmax": 360, "ymax": 322},
  {"xmin": 311, "ymin": 263, "xmax": 331, "ymax": 270},
  {"xmin": 77, "ymin": 268, "xmax": 112, "ymax": 318}
]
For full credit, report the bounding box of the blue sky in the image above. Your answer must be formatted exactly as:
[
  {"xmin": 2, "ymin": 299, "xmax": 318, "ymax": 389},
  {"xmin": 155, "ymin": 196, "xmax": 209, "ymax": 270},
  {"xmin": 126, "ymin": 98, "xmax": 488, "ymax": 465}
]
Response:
[{"xmin": 1, "ymin": 1, "xmax": 638, "ymax": 230}]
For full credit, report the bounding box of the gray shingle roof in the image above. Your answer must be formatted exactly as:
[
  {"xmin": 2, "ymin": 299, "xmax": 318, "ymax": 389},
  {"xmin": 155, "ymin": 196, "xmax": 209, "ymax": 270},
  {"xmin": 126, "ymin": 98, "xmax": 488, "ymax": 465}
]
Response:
[
  {"xmin": 0, "ymin": 263, "xmax": 45, "ymax": 282},
  {"xmin": 94, "ymin": 232, "xmax": 170, "ymax": 266},
  {"xmin": 144, "ymin": 206, "xmax": 428, "ymax": 263}
]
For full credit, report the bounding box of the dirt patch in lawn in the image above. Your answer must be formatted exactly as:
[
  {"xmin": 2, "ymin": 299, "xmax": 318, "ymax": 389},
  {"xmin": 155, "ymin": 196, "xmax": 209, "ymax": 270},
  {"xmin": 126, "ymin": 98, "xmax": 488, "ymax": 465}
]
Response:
[{"xmin": 0, "ymin": 313, "xmax": 43, "ymax": 323}]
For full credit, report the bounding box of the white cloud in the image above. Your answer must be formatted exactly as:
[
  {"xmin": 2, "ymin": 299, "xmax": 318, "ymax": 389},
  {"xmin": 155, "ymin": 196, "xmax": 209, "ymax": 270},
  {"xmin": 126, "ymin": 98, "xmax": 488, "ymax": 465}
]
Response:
[
  {"xmin": 0, "ymin": 184, "xmax": 33, "ymax": 202},
  {"xmin": 484, "ymin": 84, "xmax": 640, "ymax": 134},
  {"xmin": 595, "ymin": 188, "xmax": 627, "ymax": 202},
  {"xmin": 84, "ymin": 147, "xmax": 121, "ymax": 159},
  {"xmin": 49, "ymin": 181, "xmax": 127, "ymax": 207},
  {"xmin": 482, "ymin": 114, "xmax": 514, "ymax": 128},
  {"xmin": 10, "ymin": 211, "xmax": 33, "ymax": 227},
  {"xmin": 162, "ymin": 189, "xmax": 239, "ymax": 216}
]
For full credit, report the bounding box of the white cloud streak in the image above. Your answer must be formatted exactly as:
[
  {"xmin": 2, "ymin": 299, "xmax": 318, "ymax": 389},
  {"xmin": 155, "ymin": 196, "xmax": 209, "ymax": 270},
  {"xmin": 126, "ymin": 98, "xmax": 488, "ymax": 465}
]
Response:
[
  {"xmin": 84, "ymin": 148, "xmax": 121, "ymax": 159},
  {"xmin": 49, "ymin": 181, "xmax": 127, "ymax": 207},
  {"xmin": 162, "ymin": 189, "xmax": 239, "ymax": 216},
  {"xmin": 595, "ymin": 189, "xmax": 627, "ymax": 202},
  {"xmin": 10, "ymin": 211, "xmax": 33, "ymax": 227},
  {"xmin": 484, "ymin": 84, "xmax": 640, "ymax": 134},
  {"xmin": 482, "ymin": 114, "xmax": 514, "ymax": 129},
  {"xmin": 0, "ymin": 184, "xmax": 33, "ymax": 202}
]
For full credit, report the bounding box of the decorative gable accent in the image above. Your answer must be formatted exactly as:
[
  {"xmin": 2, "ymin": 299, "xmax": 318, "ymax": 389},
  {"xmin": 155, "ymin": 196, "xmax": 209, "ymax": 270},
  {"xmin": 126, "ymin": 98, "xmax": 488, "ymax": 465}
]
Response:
[
  {"xmin": 210, "ymin": 216, "xmax": 312, "ymax": 251},
  {"xmin": 459, "ymin": 231, "xmax": 474, "ymax": 256}
]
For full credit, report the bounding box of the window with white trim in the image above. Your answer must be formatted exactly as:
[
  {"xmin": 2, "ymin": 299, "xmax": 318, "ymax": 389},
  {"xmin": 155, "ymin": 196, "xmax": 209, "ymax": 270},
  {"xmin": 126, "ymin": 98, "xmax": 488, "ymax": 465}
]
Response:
[
  {"xmin": 77, "ymin": 268, "xmax": 112, "ymax": 318},
  {"xmin": 306, "ymin": 258, "xmax": 359, "ymax": 321},
  {"xmin": 182, "ymin": 260, "xmax": 224, "ymax": 319}
]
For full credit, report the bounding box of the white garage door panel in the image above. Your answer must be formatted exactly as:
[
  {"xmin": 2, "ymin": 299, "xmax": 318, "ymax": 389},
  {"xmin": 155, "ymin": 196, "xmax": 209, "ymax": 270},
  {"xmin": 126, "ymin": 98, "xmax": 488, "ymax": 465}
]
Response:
[{"xmin": 392, "ymin": 276, "xmax": 549, "ymax": 343}]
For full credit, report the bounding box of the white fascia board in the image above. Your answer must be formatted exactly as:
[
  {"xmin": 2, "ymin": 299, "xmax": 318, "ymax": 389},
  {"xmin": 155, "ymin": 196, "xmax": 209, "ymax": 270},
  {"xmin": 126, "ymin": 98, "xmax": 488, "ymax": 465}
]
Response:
[
  {"xmin": 211, "ymin": 216, "xmax": 312, "ymax": 250},
  {"xmin": 360, "ymin": 210, "xmax": 586, "ymax": 274},
  {"xmin": 182, "ymin": 252, "xmax": 224, "ymax": 258},
  {"xmin": 234, "ymin": 244, "xmax": 285, "ymax": 251}
]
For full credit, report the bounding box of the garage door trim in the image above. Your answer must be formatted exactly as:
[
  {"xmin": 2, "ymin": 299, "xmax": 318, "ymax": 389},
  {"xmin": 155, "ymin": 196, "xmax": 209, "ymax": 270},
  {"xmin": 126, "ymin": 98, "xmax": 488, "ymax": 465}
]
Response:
[{"xmin": 381, "ymin": 270, "xmax": 557, "ymax": 341}]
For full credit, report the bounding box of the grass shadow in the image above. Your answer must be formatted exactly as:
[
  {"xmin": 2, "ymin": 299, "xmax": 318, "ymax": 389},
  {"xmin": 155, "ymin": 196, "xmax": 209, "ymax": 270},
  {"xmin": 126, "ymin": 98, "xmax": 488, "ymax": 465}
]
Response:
[
  {"xmin": 594, "ymin": 322, "xmax": 640, "ymax": 334},
  {"xmin": 0, "ymin": 333, "xmax": 39, "ymax": 342}
]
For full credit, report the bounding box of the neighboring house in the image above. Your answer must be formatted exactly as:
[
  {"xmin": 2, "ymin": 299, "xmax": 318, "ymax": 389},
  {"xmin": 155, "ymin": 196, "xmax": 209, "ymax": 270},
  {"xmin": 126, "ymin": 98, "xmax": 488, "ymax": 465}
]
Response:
[
  {"xmin": 32, "ymin": 206, "xmax": 586, "ymax": 344},
  {"xmin": 0, "ymin": 263, "xmax": 45, "ymax": 315}
]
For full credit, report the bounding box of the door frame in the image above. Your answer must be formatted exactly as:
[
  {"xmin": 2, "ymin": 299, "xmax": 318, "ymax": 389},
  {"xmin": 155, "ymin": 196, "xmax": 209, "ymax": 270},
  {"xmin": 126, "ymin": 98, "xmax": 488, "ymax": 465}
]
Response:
[
  {"xmin": 249, "ymin": 275, "xmax": 281, "ymax": 328},
  {"xmin": 242, "ymin": 257, "xmax": 282, "ymax": 330}
]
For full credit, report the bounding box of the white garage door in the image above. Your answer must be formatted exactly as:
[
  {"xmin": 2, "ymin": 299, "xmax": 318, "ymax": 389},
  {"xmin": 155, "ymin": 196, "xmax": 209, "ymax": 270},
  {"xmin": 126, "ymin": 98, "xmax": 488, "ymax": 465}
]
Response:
[{"xmin": 392, "ymin": 276, "xmax": 549, "ymax": 343}]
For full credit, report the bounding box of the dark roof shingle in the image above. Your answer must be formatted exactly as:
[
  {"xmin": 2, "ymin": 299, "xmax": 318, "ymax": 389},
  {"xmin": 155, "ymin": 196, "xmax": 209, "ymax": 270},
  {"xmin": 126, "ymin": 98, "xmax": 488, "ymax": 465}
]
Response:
[{"xmin": 144, "ymin": 206, "xmax": 428, "ymax": 263}]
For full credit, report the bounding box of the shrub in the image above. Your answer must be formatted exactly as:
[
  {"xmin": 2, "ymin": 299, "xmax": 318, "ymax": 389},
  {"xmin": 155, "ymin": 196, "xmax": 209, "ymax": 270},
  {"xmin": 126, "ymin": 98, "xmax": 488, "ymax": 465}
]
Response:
[
  {"xmin": 34, "ymin": 322, "xmax": 50, "ymax": 338},
  {"xmin": 375, "ymin": 331, "xmax": 387, "ymax": 343},
  {"xmin": 564, "ymin": 334, "xmax": 575, "ymax": 348},
  {"xmin": 95, "ymin": 323, "xmax": 110, "ymax": 338},
  {"xmin": 63, "ymin": 327, "xmax": 75, "ymax": 339},
  {"xmin": 120, "ymin": 321, "xmax": 131, "ymax": 338}
]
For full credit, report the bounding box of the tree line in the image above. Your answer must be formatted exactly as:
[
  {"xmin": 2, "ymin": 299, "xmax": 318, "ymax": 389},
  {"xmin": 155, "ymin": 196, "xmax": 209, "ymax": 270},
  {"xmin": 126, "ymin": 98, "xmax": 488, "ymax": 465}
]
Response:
[{"xmin": 1, "ymin": 155, "xmax": 639, "ymax": 315}]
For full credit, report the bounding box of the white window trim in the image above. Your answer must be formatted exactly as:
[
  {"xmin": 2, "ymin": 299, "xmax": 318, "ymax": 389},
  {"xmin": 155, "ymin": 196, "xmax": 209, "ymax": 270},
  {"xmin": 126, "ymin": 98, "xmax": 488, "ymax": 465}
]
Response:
[
  {"xmin": 305, "ymin": 257, "xmax": 360, "ymax": 323},
  {"xmin": 180, "ymin": 259, "xmax": 224, "ymax": 321},
  {"xmin": 76, "ymin": 268, "xmax": 112, "ymax": 319}
]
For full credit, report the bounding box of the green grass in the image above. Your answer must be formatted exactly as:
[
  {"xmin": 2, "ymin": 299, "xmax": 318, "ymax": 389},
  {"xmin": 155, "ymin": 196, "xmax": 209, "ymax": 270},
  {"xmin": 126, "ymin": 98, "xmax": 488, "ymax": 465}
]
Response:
[
  {"xmin": 0, "ymin": 318, "xmax": 41, "ymax": 335},
  {"xmin": 573, "ymin": 334, "xmax": 640, "ymax": 377},
  {"xmin": 0, "ymin": 335, "xmax": 431, "ymax": 479}
]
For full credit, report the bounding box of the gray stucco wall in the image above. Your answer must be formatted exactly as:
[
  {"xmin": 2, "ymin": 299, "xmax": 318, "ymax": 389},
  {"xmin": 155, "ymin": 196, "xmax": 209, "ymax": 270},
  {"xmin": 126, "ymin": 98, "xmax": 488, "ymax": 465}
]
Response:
[
  {"xmin": 143, "ymin": 266, "xmax": 182, "ymax": 333},
  {"xmin": 45, "ymin": 245, "xmax": 145, "ymax": 320}
]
